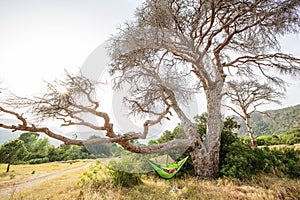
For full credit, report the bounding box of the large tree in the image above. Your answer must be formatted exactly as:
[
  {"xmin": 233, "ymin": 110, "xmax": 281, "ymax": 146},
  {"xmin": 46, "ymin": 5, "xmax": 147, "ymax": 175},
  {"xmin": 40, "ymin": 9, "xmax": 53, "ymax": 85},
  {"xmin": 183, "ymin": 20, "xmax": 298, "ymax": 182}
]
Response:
[
  {"xmin": 108, "ymin": 0, "xmax": 300, "ymax": 178},
  {"xmin": 0, "ymin": 0, "xmax": 300, "ymax": 179}
]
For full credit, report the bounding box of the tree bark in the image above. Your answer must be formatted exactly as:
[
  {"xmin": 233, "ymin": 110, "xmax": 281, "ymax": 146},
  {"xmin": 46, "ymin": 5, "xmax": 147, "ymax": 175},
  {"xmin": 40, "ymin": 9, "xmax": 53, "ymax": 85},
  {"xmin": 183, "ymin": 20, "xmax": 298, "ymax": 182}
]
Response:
[
  {"xmin": 191, "ymin": 142, "xmax": 220, "ymax": 179},
  {"xmin": 6, "ymin": 161, "xmax": 11, "ymax": 173},
  {"xmin": 191, "ymin": 83, "xmax": 223, "ymax": 179},
  {"xmin": 246, "ymin": 115, "xmax": 257, "ymax": 149}
]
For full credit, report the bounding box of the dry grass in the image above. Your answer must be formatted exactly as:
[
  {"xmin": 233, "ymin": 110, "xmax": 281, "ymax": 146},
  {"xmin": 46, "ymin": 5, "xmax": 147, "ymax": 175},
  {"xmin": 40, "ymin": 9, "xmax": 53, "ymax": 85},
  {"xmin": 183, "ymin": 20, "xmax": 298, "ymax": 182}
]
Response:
[
  {"xmin": 1, "ymin": 160, "xmax": 299, "ymax": 200},
  {"xmin": 6, "ymin": 168, "xmax": 87, "ymax": 200},
  {"xmin": 78, "ymin": 161, "xmax": 300, "ymax": 200},
  {"xmin": 79, "ymin": 175, "xmax": 300, "ymax": 200},
  {"xmin": 0, "ymin": 160, "xmax": 91, "ymax": 189}
]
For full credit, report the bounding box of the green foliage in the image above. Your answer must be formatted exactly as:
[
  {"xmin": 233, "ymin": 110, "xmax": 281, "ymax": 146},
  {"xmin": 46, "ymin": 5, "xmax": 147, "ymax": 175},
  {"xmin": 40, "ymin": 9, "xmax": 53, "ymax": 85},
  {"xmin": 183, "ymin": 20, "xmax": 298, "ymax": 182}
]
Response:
[
  {"xmin": 80, "ymin": 160, "xmax": 142, "ymax": 189},
  {"xmin": 27, "ymin": 157, "xmax": 50, "ymax": 164},
  {"xmin": 256, "ymin": 135, "xmax": 281, "ymax": 146},
  {"xmin": 222, "ymin": 117, "xmax": 240, "ymax": 143},
  {"xmin": 220, "ymin": 141, "xmax": 300, "ymax": 179},
  {"xmin": 194, "ymin": 113, "xmax": 207, "ymax": 141},
  {"xmin": 0, "ymin": 139, "xmax": 28, "ymax": 172},
  {"xmin": 80, "ymin": 160, "xmax": 104, "ymax": 189},
  {"xmin": 18, "ymin": 132, "xmax": 52, "ymax": 162},
  {"xmin": 220, "ymin": 142, "xmax": 260, "ymax": 179},
  {"xmin": 241, "ymin": 136, "xmax": 251, "ymax": 145},
  {"xmin": 150, "ymin": 114, "xmax": 241, "ymax": 177},
  {"xmin": 157, "ymin": 125, "xmax": 186, "ymax": 144},
  {"xmin": 19, "ymin": 132, "xmax": 39, "ymax": 146},
  {"xmin": 19, "ymin": 132, "xmax": 51, "ymax": 153},
  {"xmin": 106, "ymin": 167, "xmax": 142, "ymax": 187},
  {"xmin": 280, "ymin": 128, "xmax": 300, "ymax": 145},
  {"xmin": 260, "ymin": 147, "xmax": 300, "ymax": 178},
  {"xmin": 109, "ymin": 153, "xmax": 152, "ymax": 173},
  {"xmin": 0, "ymin": 139, "xmax": 28, "ymax": 164},
  {"xmin": 2, "ymin": 132, "xmax": 96, "ymax": 164},
  {"xmin": 243, "ymin": 128, "xmax": 300, "ymax": 146},
  {"xmin": 110, "ymin": 144, "xmax": 124, "ymax": 157},
  {"xmin": 148, "ymin": 139, "xmax": 158, "ymax": 145},
  {"xmin": 220, "ymin": 117, "xmax": 300, "ymax": 180},
  {"xmin": 85, "ymin": 143, "xmax": 113, "ymax": 158}
]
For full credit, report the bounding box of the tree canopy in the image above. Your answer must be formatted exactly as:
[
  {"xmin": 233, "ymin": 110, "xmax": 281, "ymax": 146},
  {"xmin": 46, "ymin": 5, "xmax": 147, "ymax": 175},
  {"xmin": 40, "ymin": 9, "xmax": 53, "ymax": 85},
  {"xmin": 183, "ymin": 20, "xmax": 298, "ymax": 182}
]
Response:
[{"xmin": 0, "ymin": 139, "xmax": 28, "ymax": 172}]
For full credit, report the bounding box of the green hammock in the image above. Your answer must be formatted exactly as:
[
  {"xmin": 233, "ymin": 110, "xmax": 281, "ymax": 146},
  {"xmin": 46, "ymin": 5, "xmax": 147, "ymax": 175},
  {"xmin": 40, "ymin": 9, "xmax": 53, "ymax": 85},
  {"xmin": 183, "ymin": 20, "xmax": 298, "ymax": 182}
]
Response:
[{"xmin": 148, "ymin": 156, "xmax": 189, "ymax": 179}]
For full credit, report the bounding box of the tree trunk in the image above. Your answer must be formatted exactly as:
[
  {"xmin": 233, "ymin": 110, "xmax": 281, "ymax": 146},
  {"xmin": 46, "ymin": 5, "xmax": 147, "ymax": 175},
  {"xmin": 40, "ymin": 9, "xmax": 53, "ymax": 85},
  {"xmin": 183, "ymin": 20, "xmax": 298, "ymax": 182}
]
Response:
[
  {"xmin": 191, "ymin": 84, "xmax": 223, "ymax": 179},
  {"xmin": 246, "ymin": 115, "xmax": 257, "ymax": 149},
  {"xmin": 190, "ymin": 142, "xmax": 220, "ymax": 179},
  {"xmin": 6, "ymin": 161, "xmax": 11, "ymax": 173}
]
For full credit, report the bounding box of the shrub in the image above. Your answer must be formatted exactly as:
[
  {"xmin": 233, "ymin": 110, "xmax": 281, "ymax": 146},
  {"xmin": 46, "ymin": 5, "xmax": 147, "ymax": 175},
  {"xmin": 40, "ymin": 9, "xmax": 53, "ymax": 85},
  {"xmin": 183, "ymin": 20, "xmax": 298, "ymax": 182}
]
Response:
[
  {"xmin": 80, "ymin": 160, "xmax": 104, "ymax": 189},
  {"xmin": 107, "ymin": 156, "xmax": 143, "ymax": 187},
  {"xmin": 281, "ymin": 129, "xmax": 300, "ymax": 145},
  {"xmin": 220, "ymin": 142, "xmax": 300, "ymax": 179},
  {"xmin": 220, "ymin": 141, "xmax": 259, "ymax": 179},
  {"xmin": 27, "ymin": 157, "xmax": 49, "ymax": 164},
  {"xmin": 80, "ymin": 159, "xmax": 142, "ymax": 189},
  {"xmin": 261, "ymin": 147, "xmax": 300, "ymax": 178},
  {"xmin": 106, "ymin": 167, "xmax": 142, "ymax": 187}
]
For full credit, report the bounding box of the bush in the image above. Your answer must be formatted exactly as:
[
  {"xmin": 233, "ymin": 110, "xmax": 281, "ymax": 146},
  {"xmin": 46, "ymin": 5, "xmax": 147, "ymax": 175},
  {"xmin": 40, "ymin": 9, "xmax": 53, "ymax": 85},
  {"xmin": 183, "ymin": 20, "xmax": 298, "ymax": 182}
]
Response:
[
  {"xmin": 219, "ymin": 123, "xmax": 300, "ymax": 179},
  {"xmin": 80, "ymin": 160, "xmax": 142, "ymax": 189},
  {"xmin": 261, "ymin": 147, "xmax": 300, "ymax": 178},
  {"xmin": 280, "ymin": 129, "xmax": 300, "ymax": 145},
  {"xmin": 80, "ymin": 160, "xmax": 104, "ymax": 189},
  {"xmin": 107, "ymin": 156, "xmax": 143, "ymax": 187},
  {"xmin": 26, "ymin": 152, "xmax": 48, "ymax": 160},
  {"xmin": 256, "ymin": 135, "xmax": 276, "ymax": 146},
  {"xmin": 27, "ymin": 157, "xmax": 49, "ymax": 164},
  {"xmin": 220, "ymin": 141, "xmax": 259, "ymax": 179},
  {"xmin": 219, "ymin": 141, "xmax": 300, "ymax": 179},
  {"xmin": 106, "ymin": 168, "xmax": 142, "ymax": 187}
]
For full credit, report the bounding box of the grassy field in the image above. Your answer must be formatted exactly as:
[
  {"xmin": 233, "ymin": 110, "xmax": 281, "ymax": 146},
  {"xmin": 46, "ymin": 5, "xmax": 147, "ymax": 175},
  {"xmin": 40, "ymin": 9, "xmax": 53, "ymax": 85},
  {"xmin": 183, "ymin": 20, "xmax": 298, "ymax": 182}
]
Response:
[
  {"xmin": 78, "ymin": 174, "xmax": 300, "ymax": 200},
  {"xmin": 0, "ymin": 160, "xmax": 91, "ymax": 189},
  {"xmin": 0, "ymin": 160, "xmax": 93, "ymax": 199},
  {"xmin": 4, "ymin": 167, "xmax": 87, "ymax": 200},
  {"xmin": 0, "ymin": 159, "xmax": 299, "ymax": 200}
]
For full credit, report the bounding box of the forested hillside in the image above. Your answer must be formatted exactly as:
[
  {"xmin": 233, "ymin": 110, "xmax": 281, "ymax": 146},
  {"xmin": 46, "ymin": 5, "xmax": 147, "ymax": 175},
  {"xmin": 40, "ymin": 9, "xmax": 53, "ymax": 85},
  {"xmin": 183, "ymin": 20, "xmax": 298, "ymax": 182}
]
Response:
[{"xmin": 234, "ymin": 104, "xmax": 300, "ymax": 136}]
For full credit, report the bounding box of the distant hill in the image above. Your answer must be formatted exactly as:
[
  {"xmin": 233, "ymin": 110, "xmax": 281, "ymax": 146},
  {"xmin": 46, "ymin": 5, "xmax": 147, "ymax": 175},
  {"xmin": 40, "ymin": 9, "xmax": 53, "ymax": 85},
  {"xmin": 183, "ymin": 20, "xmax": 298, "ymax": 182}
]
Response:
[{"xmin": 233, "ymin": 104, "xmax": 300, "ymax": 137}]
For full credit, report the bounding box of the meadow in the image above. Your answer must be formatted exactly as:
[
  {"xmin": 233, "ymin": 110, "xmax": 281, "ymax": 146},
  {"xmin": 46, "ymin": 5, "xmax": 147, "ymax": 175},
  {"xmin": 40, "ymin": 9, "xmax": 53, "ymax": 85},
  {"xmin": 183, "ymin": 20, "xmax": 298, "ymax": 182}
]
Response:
[{"xmin": 0, "ymin": 159, "xmax": 299, "ymax": 200}]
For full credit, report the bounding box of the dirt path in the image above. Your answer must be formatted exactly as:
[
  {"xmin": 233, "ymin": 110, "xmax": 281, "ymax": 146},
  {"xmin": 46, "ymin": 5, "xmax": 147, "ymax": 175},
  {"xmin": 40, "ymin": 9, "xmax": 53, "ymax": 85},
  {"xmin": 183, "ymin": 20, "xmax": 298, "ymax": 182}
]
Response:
[{"xmin": 0, "ymin": 162, "xmax": 92, "ymax": 198}]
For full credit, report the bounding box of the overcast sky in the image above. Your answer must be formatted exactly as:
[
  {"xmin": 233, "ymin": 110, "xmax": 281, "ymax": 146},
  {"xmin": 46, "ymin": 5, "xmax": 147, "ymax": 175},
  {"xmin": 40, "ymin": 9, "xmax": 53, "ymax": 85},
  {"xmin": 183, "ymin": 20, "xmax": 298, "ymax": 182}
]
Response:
[
  {"xmin": 0, "ymin": 0, "xmax": 299, "ymax": 114},
  {"xmin": 0, "ymin": 0, "xmax": 141, "ymax": 93}
]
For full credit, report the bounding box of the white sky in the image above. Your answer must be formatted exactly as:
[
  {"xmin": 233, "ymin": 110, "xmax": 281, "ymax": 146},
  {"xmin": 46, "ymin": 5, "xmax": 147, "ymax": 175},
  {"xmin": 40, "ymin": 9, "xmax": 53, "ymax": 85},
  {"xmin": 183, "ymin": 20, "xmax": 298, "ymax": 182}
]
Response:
[
  {"xmin": 0, "ymin": 0, "xmax": 142, "ymax": 95},
  {"xmin": 0, "ymin": 0, "xmax": 299, "ymax": 116}
]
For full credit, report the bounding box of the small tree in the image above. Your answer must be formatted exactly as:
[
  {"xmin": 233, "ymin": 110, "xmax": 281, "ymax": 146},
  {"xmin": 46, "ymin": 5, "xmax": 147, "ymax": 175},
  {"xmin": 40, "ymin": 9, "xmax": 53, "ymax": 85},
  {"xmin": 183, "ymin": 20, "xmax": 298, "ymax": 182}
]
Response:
[
  {"xmin": 0, "ymin": 139, "xmax": 28, "ymax": 172},
  {"xmin": 224, "ymin": 80, "xmax": 284, "ymax": 148},
  {"xmin": 19, "ymin": 132, "xmax": 41, "ymax": 152},
  {"xmin": 19, "ymin": 132, "xmax": 51, "ymax": 159}
]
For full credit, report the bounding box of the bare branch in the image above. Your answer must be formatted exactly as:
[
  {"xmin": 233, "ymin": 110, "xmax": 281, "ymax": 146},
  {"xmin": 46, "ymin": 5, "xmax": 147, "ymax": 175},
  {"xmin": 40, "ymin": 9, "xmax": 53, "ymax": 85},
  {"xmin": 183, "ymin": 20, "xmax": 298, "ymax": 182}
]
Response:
[
  {"xmin": 0, "ymin": 71, "xmax": 193, "ymax": 153},
  {"xmin": 224, "ymin": 79, "xmax": 285, "ymax": 148}
]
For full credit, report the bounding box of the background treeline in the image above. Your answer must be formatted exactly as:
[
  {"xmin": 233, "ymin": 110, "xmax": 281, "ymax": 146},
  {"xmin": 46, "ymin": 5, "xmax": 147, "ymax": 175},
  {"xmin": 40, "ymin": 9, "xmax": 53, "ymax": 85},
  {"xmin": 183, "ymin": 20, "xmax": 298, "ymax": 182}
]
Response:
[
  {"xmin": 0, "ymin": 132, "xmax": 123, "ymax": 167},
  {"xmin": 243, "ymin": 128, "xmax": 300, "ymax": 146}
]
